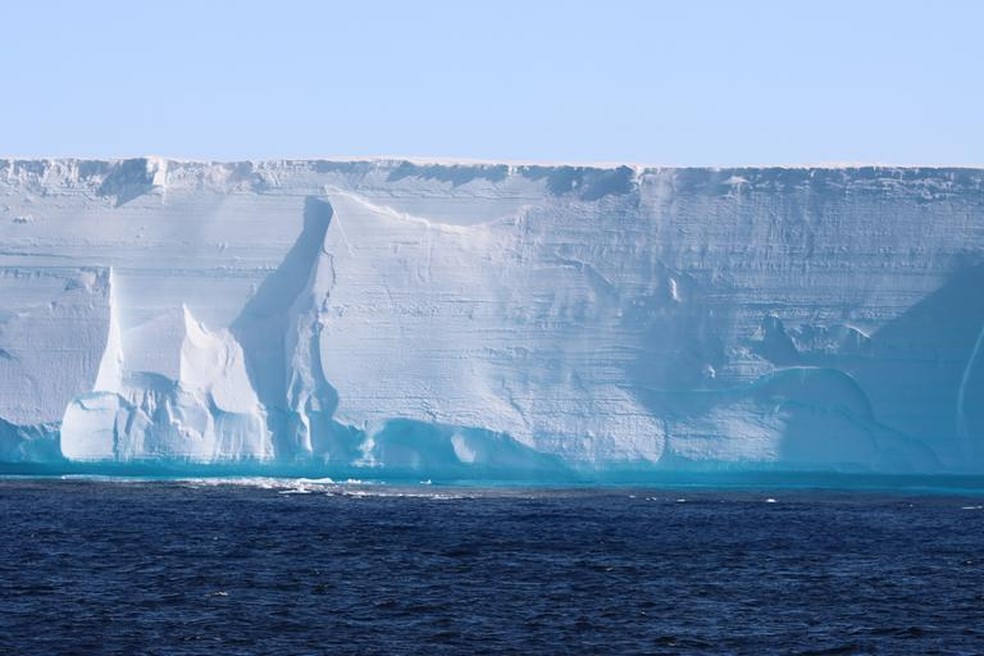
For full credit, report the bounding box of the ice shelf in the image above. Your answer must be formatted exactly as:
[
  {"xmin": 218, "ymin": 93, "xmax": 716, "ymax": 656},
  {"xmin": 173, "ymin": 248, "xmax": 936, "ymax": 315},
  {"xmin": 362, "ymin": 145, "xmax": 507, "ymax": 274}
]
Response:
[{"xmin": 1, "ymin": 158, "xmax": 983, "ymax": 476}]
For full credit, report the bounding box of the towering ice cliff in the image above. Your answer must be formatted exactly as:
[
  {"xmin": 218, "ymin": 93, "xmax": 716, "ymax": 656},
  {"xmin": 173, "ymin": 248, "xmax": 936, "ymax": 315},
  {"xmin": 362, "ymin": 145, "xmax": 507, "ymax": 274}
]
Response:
[{"xmin": 1, "ymin": 158, "xmax": 982, "ymax": 475}]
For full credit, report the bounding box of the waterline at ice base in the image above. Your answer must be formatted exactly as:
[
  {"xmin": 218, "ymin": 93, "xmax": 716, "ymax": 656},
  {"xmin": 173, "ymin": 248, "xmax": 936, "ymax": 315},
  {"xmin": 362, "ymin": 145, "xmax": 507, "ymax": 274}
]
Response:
[{"xmin": 2, "ymin": 158, "xmax": 983, "ymax": 481}]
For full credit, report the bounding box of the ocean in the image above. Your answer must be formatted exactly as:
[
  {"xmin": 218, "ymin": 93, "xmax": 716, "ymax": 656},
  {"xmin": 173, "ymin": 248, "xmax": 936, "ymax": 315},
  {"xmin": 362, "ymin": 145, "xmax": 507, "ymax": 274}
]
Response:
[{"xmin": 1, "ymin": 478, "xmax": 982, "ymax": 655}]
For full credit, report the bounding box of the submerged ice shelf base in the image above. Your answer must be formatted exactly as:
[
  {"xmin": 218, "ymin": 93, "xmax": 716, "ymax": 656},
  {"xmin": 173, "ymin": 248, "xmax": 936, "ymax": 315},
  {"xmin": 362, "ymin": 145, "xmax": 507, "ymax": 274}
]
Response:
[{"xmin": 1, "ymin": 158, "xmax": 983, "ymax": 477}]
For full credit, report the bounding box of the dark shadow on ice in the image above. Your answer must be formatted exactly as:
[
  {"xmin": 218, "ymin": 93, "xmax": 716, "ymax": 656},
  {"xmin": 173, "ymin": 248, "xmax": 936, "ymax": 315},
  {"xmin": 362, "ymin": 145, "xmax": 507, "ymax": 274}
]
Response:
[
  {"xmin": 729, "ymin": 262, "xmax": 984, "ymax": 470},
  {"xmin": 96, "ymin": 158, "xmax": 157, "ymax": 207},
  {"xmin": 369, "ymin": 419, "xmax": 568, "ymax": 479},
  {"xmin": 755, "ymin": 368, "xmax": 938, "ymax": 472},
  {"xmin": 386, "ymin": 162, "xmax": 509, "ymax": 186},
  {"xmin": 638, "ymin": 260, "xmax": 984, "ymax": 471},
  {"xmin": 618, "ymin": 258, "xmax": 946, "ymax": 471},
  {"xmin": 231, "ymin": 197, "xmax": 343, "ymax": 458},
  {"xmin": 0, "ymin": 418, "xmax": 62, "ymax": 463},
  {"xmin": 851, "ymin": 262, "xmax": 984, "ymax": 463},
  {"xmin": 642, "ymin": 366, "xmax": 939, "ymax": 473},
  {"xmin": 623, "ymin": 266, "xmax": 729, "ymax": 403},
  {"xmin": 751, "ymin": 316, "xmax": 802, "ymax": 366},
  {"xmin": 520, "ymin": 165, "xmax": 636, "ymax": 201}
]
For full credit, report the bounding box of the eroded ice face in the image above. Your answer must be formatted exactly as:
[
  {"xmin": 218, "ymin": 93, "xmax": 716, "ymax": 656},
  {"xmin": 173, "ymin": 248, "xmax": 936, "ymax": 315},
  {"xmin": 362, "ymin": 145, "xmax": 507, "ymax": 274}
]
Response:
[{"xmin": 0, "ymin": 158, "xmax": 982, "ymax": 475}]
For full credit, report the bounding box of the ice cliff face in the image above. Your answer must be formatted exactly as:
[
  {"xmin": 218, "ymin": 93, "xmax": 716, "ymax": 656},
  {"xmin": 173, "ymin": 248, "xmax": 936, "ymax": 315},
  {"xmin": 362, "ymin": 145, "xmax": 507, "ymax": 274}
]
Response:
[{"xmin": 1, "ymin": 158, "xmax": 983, "ymax": 475}]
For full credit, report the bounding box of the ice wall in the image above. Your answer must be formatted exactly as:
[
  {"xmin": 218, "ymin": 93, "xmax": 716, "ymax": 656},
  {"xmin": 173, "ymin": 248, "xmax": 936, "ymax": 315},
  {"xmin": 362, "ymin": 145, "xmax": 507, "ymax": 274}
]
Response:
[{"xmin": 1, "ymin": 158, "xmax": 982, "ymax": 475}]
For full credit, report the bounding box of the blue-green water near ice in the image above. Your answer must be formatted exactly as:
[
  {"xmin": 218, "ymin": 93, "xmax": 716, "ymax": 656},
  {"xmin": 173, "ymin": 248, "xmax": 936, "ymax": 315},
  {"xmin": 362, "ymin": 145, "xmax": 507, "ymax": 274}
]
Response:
[{"xmin": 1, "ymin": 476, "xmax": 983, "ymax": 655}]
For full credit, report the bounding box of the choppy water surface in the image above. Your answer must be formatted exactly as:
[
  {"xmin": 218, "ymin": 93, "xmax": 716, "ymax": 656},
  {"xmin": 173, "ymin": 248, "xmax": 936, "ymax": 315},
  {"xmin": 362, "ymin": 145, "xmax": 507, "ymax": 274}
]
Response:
[{"xmin": 1, "ymin": 479, "xmax": 982, "ymax": 655}]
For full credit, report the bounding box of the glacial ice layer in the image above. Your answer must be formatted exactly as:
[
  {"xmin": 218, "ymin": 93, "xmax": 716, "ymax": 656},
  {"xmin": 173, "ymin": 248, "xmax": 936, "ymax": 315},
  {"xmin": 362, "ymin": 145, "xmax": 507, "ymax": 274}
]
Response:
[{"xmin": 2, "ymin": 158, "xmax": 984, "ymax": 475}]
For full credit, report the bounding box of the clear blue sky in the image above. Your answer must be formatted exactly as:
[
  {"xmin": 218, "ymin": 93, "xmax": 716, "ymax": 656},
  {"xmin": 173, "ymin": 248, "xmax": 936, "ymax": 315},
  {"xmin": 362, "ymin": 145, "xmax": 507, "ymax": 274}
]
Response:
[{"xmin": 1, "ymin": 0, "xmax": 981, "ymax": 165}]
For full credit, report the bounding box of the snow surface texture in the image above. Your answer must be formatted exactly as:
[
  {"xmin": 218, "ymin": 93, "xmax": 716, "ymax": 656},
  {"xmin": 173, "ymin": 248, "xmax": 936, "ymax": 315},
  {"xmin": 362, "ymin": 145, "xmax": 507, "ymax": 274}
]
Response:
[{"xmin": 1, "ymin": 158, "xmax": 983, "ymax": 475}]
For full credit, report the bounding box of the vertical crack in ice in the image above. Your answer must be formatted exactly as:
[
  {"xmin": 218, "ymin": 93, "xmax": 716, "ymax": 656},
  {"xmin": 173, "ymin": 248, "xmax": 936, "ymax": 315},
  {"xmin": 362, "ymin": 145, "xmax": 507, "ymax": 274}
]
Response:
[
  {"xmin": 956, "ymin": 318, "xmax": 984, "ymax": 456},
  {"xmin": 323, "ymin": 186, "xmax": 355, "ymax": 255}
]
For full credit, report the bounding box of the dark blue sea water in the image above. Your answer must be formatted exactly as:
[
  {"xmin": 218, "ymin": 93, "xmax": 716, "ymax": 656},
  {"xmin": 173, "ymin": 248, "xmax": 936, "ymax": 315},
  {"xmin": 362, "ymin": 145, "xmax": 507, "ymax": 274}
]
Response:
[{"xmin": 1, "ymin": 479, "xmax": 983, "ymax": 655}]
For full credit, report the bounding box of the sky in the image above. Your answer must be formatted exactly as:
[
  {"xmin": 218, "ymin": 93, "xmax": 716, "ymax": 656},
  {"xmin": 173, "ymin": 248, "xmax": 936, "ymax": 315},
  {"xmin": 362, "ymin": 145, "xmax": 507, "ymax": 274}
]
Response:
[{"xmin": 1, "ymin": 0, "xmax": 982, "ymax": 166}]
